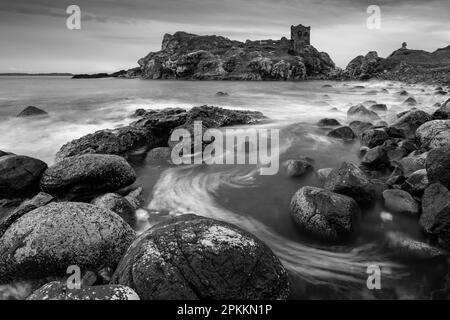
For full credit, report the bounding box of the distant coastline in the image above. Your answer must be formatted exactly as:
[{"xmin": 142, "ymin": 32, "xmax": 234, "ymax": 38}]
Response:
[{"xmin": 0, "ymin": 73, "xmax": 73, "ymax": 76}]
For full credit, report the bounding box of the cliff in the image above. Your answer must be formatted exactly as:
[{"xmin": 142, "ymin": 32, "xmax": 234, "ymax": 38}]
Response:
[
  {"xmin": 344, "ymin": 44, "xmax": 450, "ymax": 84},
  {"xmin": 132, "ymin": 25, "xmax": 336, "ymax": 81}
]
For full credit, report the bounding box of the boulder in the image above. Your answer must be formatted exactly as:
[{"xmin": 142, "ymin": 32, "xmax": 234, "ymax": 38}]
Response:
[
  {"xmin": 399, "ymin": 152, "xmax": 428, "ymax": 176},
  {"xmin": 385, "ymin": 231, "xmax": 446, "ymax": 260},
  {"xmin": 16, "ymin": 106, "xmax": 48, "ymax": 118},
  {"xmin": 316, "ymin": 168, "xmax": 333, "ymax": 183},
  {"xmin": 324, "ymin": 162, "xmax": 376, "ymax": 205},
  {"xmin": 361, "ymin": 129, "xmax": 389, "ymax": 148},
  {"xmin": 361, "ymin": 146, "xmax": 389, "ymax": 167},
  {"xmin": 382, "ymin": 189, "xmax": 419, "ymax": 216},
  {"xmin": 124, "ymin": 187, "xmax": 144, "ymax": 210},
  {"xmin": 145, "ymin": 147, "xmax": 172, "ymax": 164},
  {"xmin": 432, "ymin": 104, "xmax": 450, "ymax": 120},
  {"xmin": 390, "ymin": 109, "xmax": 432, "ymax": 138},
  {"xmin": 111, "ymin": 214, "xmax": 289, "ymax": 300},
  {"xmin": 317, "ymin": 118, "xmax": 340, "ymax": 127},
  {"xmin": 426, "ymin": 147, "xmax": 450, "ymax": 190},
  {"xmin": 348, "ymin": 121, "xmax": 374, "ymax": 136},
  {"xmin": 91, "ymin": 193, "xmax": 136, "ymax": 226},
  {"xmin": 402, "ymin": 97, "xmax": 417, "ymax": 106},
  {"xmin": 370, "ymin": 104, "xmax": 388, "ymax": 112},
  {"xmin": 327, "ymin": 126, "xmax": 356, "ymax": 140},
  {"xmin": 282, "ymin": 159, "xmax": 314, "ymax": 178},
  {"xmin": 27, "ymin": 282, "xmax": 140, "ymax": 300},
  {"xmin": 290, "ymin": 186, "xmax": 360, "ymax": 242},
  {"xmin": 420, "ymin": 183, "xmax": 450, "ymax": 235},
  {"xmin": 416, "ymin": 120, "xmax": 450, "ymax": 149},
  {"xmin": 40, "ymin": 154, "xmax": 136, "ymax": 200},
  {"xmin": 402, "ymin": 169, "xmax": 429, "ymax": 196},
  {"xmin": 0, "ymin": 192, "xmax": 54, "ymax": 238},
  {"xmin": 347, "ymin": 104, "xmax": 380, "ymax": 122},
  {"xmin": 0, "ymin": 202, "xmax": 136, "ymax": 283},
  {"xmin": 0, "ymin": 155, "xmax": 47, "ymax": 199}
]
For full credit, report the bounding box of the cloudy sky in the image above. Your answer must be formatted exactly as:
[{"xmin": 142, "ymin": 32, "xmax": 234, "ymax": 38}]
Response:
[{"xmin": 0, "ymin": 0, "xmax": 449, "ymax": 73}]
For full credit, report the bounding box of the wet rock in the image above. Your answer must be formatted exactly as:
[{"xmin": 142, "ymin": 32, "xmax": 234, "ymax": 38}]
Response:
[
  {"xmin": 91, "ymin": 193, "xmax": 136, "ymax": 226},
  {"xmin": 370, "ymin": 104, "xmax": 388, "ymax": 112},
  {"xmin": 402, "ymin": 169, "xmax": 429, "ymax": 196},
  {"xmin": 290, "ymin": 186, "xmax": 360, "ymax": 242},
  {"xmin": 324, "ymin": 162, "xmax": 376, "ymax": 205},
  {"xmin": 398, "ymin": 90, "xmax": 409, "ymax": 96},
  {"xmin": 124, "ymin": 187, "xmax": 144, "ymax": 210},
  {"xmin": 16, "ymin": 106, "xmax": 48, "ymax": 118},
  {"xmin": 348, "ymin": 121, "xmax": 374, "ymax": 136},
  {"xmin": 426, "ymin": 146, "xmax": 450, "ymax": 190},
  {"xmin": 361, "ymin": 146, "xmax": 389, "ymax": 167},
  {"xmin": 0, "ymin": 192, "xmax": 54, "ymax": 238},
  {"xmin": 0, "ymin": 155, "xmax": 47, "ymax": 199},
  {"xmin": 215, "ymin": 91, "xmax": 228, "ymax": 96},
  {"xmin": 40, "ymin": 154, "xmax": 136, "ymax": 200},
  {"xmin": 327, "ymin": 126, "xmax": 356, "ymax": 140},
  {"xmin": 390, "ymin": 109, "xmax": 432, "ymax": 138},
  {"xmin": 111, "ymin": 214, "xmax": 289, "ymax": 300},
  {"xmin": 283, "ymin": 159, "xmax": 314, "ymax": 178},
  {"xmin": 382, "ymin": 189, "xmax": 419, "ymax": 216},
  {"xmin": 374, "ymin": 120, "xmax": 388, "ymax": 128},
  {"xmin": 361, "ymin": 129, "xmax": 389, "ymax": 148},
  {"xmin": 347, "ymin": 104, "xmax": 380, "ymax": 122},
  {"xmin": 416, "ymin": 120, "xmax": 450, "ymax": 149},
  {"xmin": 399, "ymin": 152, "xmax": 428, "ymax": 176},
  {"xmin": 402, "ymin": 97, "xmax": 417, "ymax": 106},
  {"xmin": 317, "ymin": 118, "xmax": 340, "ymax": 127},
  {"xmin": 27, "ymin": 281, "xmax": 140, "ymax": 300},
  {"xmin": 420, "ymin": 183, "xmax": 450, "ymax": 235},
  {"xmin": 0, "ymin": 202, "xmax": 136, "ymax": 283},
  {"xmin": 145, "ymin": 147, "xmax": 172, "ymax": 164},
  {"xmin": 316, "ymin": 168, "xmax": 333, "ymax": 183},
  {"xmin": 385, "ymin": 231, "xmax": 446, "ymax": 260},
  {"xmin": 433, "ymin": 104, "xmax": 450, "ymax": 120}
]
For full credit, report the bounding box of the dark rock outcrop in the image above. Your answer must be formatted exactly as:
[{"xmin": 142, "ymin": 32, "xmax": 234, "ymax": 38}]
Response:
[
  {"xmin": 40, "ymin": 154, "xmax": 136, "ymax": 200},
  {"xmin": 0, "ymin": 202, "xmax": 135, "ymax": 283},
  {"xmin": 361, "ymin": 146, "xmax": 389, "ymax": 167},
  {"xmin": 426, "ymin": 146, "xmax": 450, "ymax": 190},
  {"xmin": 0, "ymin": 155, "xmax": 47, "ymax": 199},
  {"xmin": 416, "ymin": 120, "xmax": 450, "ymax": 149},
  {"xmin": 16, "ymin": 106, "xmax": 48, "ymax": 118},
  {"xmin": 389, "ymin": 109, "xmax": 432, "ymax": 138},
  {"xmin": 361, "ymin": 129, "xmax": 389, "ymax": 148},
  {"xmin": 317, "ymin": 118, "xmax": 340, "ymax": 127},
  {"xmin": 290, "ymin": 186, "xmax": 360, "ymax": 242},
  {"xmin": 327, "ymin": 126, "xmax": 356, "ymax": 140},
  {"xmin": 111, "ymin": 214, "xmax": 290, "ymax": 300}
]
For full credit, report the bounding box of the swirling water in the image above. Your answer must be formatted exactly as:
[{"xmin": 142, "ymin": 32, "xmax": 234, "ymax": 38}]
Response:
[{"xmin": 0, "ymin": 76, "xmax": 448, "ymax": 299}]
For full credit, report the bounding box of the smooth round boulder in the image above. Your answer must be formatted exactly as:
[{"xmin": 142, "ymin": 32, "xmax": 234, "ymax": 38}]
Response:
[
  {"xmin": 0, "ymin": 155, "xmax": 47, "ymax": 198},
  {"xmin": 0, "ymin": 202, "xmax": 136, "ymax": 283},
  {"xmin": 324, "ymin": 162, "xmax": 375, "ymax": 205},
  {"xmin": 426, "ymin": 147, "xmax": 450, "ymax": 190},
  {"xmin": 385, "ymin": 231, "xmax": 446, "ymax": 260},
  {"xmin": 283, "ymin": 159, "xmax": 313, "ymax": 177},
  {"xmin": 382, "ymin": 189, "xmax": 419, "ymax": 216},
  {"xmin": 327, "ymin": 126, "xmax": 356, "ymax": 140},
  {"xmin": 27, "ymin": 281, "xmax": 140, "ymax": 300},
  {"xmin": 91, "ymin": 193, "xmax": 136, "ymax": 226},
  {"xmin": 16, "ymin": 106, "xmax": 48, "ymax": 118},
  {"xmin": 416, "ymin": 120, "xmax": 450, "ymax": 149},
  {"xmin": 290, "ymin": 186, "xmax": 360, "ymax": 242},
  {"xmin": 111, "ymin": 214, "xmax": 290, "ymax": 300},
  {"xmin": 318, "ymin": 118, "xmax": 340, "ymax": 127},
  {"xmin": 361, "ymin": 129, "xmax": 389, "ymax": 148},
  {"xmin": 40, "ymin": 154, "xmax": 136, "ymax": 199}
]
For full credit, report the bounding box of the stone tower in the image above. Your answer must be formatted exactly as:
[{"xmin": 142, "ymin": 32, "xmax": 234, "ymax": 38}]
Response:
[{"xmin": 291, "ymin": 24, "xmax": 310, "ymax": 53}]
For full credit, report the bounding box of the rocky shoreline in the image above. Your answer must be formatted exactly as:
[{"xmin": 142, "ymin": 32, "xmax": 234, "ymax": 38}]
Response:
[{"xmin": 2, "ymin": 86, "xmax": 450, "ymax": 299}]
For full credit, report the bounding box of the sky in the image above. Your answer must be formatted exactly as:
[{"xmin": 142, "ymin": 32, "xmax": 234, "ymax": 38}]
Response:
[{"xmin": 0, "ymin": 0, "xmax": 449, "ymax": 73}]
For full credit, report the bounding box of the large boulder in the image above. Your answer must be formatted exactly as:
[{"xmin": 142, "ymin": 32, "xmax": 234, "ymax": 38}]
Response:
[
  {"xmin": 370, "ymin": 104, "xmax": 388, "ymax": 112},
  {"xmin": 40, "ymin": 154, "xmax": 136, "ymax": 200},
  {"xmin": 361, "ymin": 146, "xmax": 389, "ymax": 167},
  {"xmin": 282, "ymin": 159, "xmax": 314, "ymax": 178},
  {"xmin": 27, "ymin": 282, "xmax": 140, "ymax": 300},
  {"xmin": 348, "ymin": 121, "xmax": 374, "ymax": 136},
  {"xmin": 111, "ymin": 214, "xmax": 289, "ymax": 300},
  {"xmin": 327, "ymin": 126, "xmax": 356, "ymax": 140},
  {"xmin": 402, "ymin": 169, "xmax": 429, "ymax": 196},
  {"xmin": 433, "ymin": 103, "xmax": 450, "ymax": 120},
  {"xmin": 416, "ymin": 120, "xmax": 450, "ymax": 149},
  {"xmin": 16, "ymin": 106, "xmax": 48, "ymax": 118},
  {"xmin": 290, "ymin": 186, "xmax": 360, "ymax": 242},
  {"xmin": 385, "ymin": 231, "xmax": 446, "ymax": 260},
  {"xmin": 347, "ymin": 104, "xmax": 380, "ymax": 122},
  {"xmin": 382, "ymin": 189, "xmax": 419, "ymax": 216},
  {"xmin": 0, "ymin": 155, "xmax": 47, "ymax": 199},
  {"xmin": 324, "ymin": 162, "xmax": 375, "ymax": 205},
  {"xmin": 317, "ymin": 118, "xmax": 340, "ymax": 127},
  {"xmin": 361, "ymin": 129, "xmax": 389, "ymax": 148},
  {"xmin": 390, "ymin": 109, "xmax": 432, "ymax": 138},
  {"xmin": 0, "ymin": 202, "xmax": 136, "ymax": 283},
  {"xmin": 426, "ymin": 147, "xmax": 450, "ymax": 190},
  {"xmin": 399, "ymin": 152, "xmax": 428, "ymax": 176}
]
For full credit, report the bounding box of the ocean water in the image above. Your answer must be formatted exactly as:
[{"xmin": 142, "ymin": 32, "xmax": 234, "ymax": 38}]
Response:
[{"xmin": 0, "ymin": 76, "xmax": 447, "ymax": 299}]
